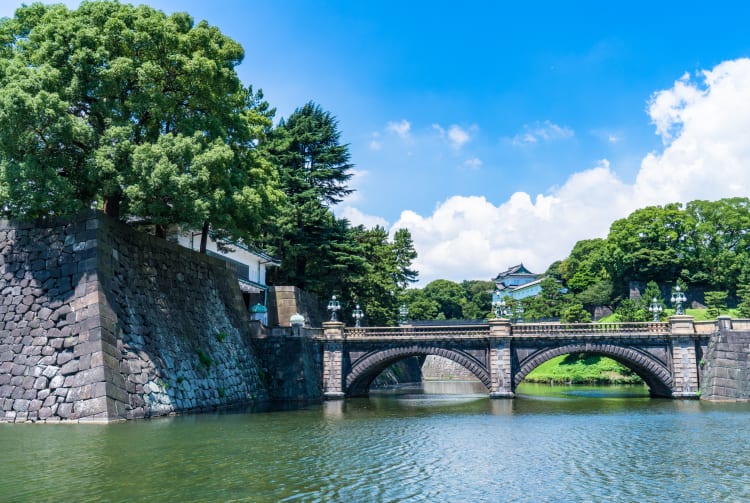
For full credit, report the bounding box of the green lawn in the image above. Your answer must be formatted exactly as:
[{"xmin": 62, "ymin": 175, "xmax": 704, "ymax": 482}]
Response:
[{"xmin": 525, "ymin": 354, "xmax": 643, "ymax": 385}]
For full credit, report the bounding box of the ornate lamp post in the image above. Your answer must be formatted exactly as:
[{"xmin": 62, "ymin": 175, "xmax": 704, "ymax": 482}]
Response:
[
  {"xmin": 327, "ymin": 295, "xmax": 341, "ymax": 321},
  {"xmin": 515, "ymin": 301, "xmax": 524, "ymax": 323},
  {"xmin": 352, "ymin": 304, "xmax": 364, "ymax": 327},
  {"xmin": 399, "ymin": 303, "xmax": 409, "ymax": 324},
  {"xmin": 670, "ymin": 285, "xmax": 687, "ymax": 315},
  {"xmin": 648, "ymin": 297, "xmax": 663, "ymax": 322},
  {"xmin": 492, "ymin": 294, "xmax": 507, "ymax": 318}
]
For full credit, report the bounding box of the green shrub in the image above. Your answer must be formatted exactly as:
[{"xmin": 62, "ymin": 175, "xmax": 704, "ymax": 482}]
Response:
[{"xmin": 196, "ymin": 349, "xmax": 213, "ymax": 369}]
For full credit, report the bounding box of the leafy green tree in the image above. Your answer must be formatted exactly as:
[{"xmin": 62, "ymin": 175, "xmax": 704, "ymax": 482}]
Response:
[
  {"xmin": 560, "ymin": 238, "xmax": 610, "ymax": 294},
  {"xmin": 737, "ymin": 287, "xmax": 750, "ymax": 318},
  {"xmin": 736, "ymin": 267, "xmax": 750, "ymax": 318},
  {"xmin": 392, "ymin": 228, "xmax": 418, "ymax": 289},
  {"xmin": 401, "ymin": 289, "xmax": 440, "ymax": 321},
  {"xmin": 683, "ymin": 198, "xmax": 750, "ymax": 293},
  {"xmin": 640, "ymin": 280, "xmax": 665, "ymax": 320},
  {"xmin": 262, "ymin": 102, "xmax": 353, "ymax": 285},
  {"xmin": 605, "ymin": 203, "xmax": 688, "ymax": 291},
  {"xmin": 704, "ymin": 291, "xmax": 728, "ymax": 318},
  {"xmin": 461, "ymin": 280, "xmax": 495, "ymax": 319},
  {"xmin": 561, "ymin": 303, "xmax": 592, "ymax": 323},
  {"xmin": 0, "ymin": 2, "xmax": 280, "ymax": 247},
  {"xmin": 522, "ymin": 277, "xmax": 567, "ymax": 321},
  {"xmin": 614, "ymin": 299, "xmax": 648, "ymax": 322},
  {"xmin": 344, "ymin": 226, "xmax": 400, "ymax": 326},
  {"xmin": 576, "ymin": 281, "xmax": 613, "ymax": 312},
  {"xmin": 423, "ymin": 279, "xmax": 465, "ymax": 320}
]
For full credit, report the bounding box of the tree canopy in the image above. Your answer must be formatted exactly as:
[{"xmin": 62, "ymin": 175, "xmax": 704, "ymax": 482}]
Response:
[
  {"xmin": 0, "ymin": 1, "xmax": 281, "ymax": 247},
  {"xmin": 557, "ymin": 197, "xmax": 750, "ymax": 318}
]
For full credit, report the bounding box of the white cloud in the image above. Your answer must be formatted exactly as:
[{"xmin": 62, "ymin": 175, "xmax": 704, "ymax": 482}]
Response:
[
  {"xmin": 462, "ymin": 158, "xmax": 482, "ymax": 170},
  {"xmin": 393, "ymin": 58, "xmax": 750, "ymax": 285},
  {"xmin": 510, "ymin": 120, "xmax": 574, "ymax": 146},
  {"xmin": 386, "ymin": 119, "xmax": 411, "ymax": 138},
  {"xmin": 433, "ymin": 123, "xmax": 474, "ymax": 149},
  {"xmin": 393, "ymin": 162, "xmax": 631, "ymax": 284},
  {"xmin": 368, "ymin": 132, "xmax": 382, "ymax": 151},
  {"xmin": 591, "ymin": 129, "xmax": 622, "ymax": 144},
  {"xmin": 448, "ymin": 125, "xmax": 471, "ymax": 148},
  {"xmin": 338, "ymin": 206, "xmax": 389, "ymax": 229}
]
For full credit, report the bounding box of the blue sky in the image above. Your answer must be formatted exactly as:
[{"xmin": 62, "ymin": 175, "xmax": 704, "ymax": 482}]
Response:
[{"xmin": 3, "ymin": 1, "xmax": 750, "ymax": 284}]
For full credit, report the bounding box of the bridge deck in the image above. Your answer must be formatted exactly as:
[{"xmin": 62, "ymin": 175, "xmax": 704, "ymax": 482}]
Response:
[{"xmin": 343, "ymin": 322, "xmax": 671, "ymax": 339}]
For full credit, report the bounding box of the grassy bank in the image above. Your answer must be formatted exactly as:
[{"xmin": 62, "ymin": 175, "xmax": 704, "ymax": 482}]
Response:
[{"xmin": 525, "ymin": 354, "xmax": 643, "ymax": 385}]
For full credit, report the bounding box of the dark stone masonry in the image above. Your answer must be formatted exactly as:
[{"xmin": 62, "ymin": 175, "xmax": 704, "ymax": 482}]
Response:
[
  {"xmin": 701, "ymin": 317, "xmax": 750, "ymax": 400},
  {"xmin": 0, "ymin": 211, "xmax": 271, "ymax": 423}
]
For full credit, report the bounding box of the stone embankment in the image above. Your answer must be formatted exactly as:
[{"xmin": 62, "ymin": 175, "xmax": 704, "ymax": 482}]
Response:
[
  {"xmin": 1, "ymin": 211, "xmax": 268, "ymax": 423},
  {"xmin": 701, "ymin": 317, "xmax": 750, "ymax": 400}
]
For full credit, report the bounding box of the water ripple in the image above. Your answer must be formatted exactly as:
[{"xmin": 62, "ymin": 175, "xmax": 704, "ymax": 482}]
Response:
[{"xmin": 2, "ymin": 395, "xmax": 750, "ymax": 502}]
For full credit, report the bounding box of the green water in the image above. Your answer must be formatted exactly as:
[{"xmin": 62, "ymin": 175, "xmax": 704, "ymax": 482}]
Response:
[{"xmin": 2, "ymin": 383, "xmax": 749, "ymax": 502}]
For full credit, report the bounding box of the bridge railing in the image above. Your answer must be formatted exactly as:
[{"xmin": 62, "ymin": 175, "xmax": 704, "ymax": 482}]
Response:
[
  {"xmin": 344, "ymin": 322, "xmax": 672, "ymax": 338},
  {"xmin": 345, "ymin": 325, "xmax": 490, "ymax": 338},
  {"xmin": 510, "ymin": 321, "xmax": 669, "ymax": 336}
]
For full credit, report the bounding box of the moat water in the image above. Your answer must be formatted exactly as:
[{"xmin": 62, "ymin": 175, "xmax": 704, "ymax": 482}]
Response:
[{"xmin": 2, "ymin": 382, "xmax": 749, "ymax": 502}]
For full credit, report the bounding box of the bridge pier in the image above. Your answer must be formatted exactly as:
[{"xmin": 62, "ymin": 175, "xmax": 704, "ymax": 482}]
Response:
[
  {"xmin": 322, "ymin": 322, "xmax": 346, "ymax": 399},
  {"xmin": 488, "ymin": 319, "xmax": 514, "ymax": 398},
  {"xmin": 669, "ymin": 316, "xmax": 701, "ymax": 398}
]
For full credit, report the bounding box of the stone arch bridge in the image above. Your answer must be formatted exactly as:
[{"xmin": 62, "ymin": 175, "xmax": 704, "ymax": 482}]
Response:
[{"xmin": 319, "ymin": 317, "xmax": 716, "ymax": 399}]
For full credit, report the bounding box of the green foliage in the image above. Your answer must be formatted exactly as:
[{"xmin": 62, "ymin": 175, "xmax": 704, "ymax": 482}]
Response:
[
  {"xmin": 521, "ymin": 277, "xmax": 570, "ymax": 321},
  {"xmin": 614, "ymin": 299, "xmax": 648, "ymax": 322},
  {"xmin": 216, "ymin": 330, "xmax": 228, "ymax": 342},
  {"xmin": 401, "ymin": 288, "xmax": 440, "ymax": 320},
  {"xmin": 461, "ymin": 280, "xmax": 495, "ymax": 319},
  {"xmin": 555, "ymin": 198, "xmax": 750, "ymax": 313},
  {"xmin": 196, "ymin": 349, "xmax": 213, "ymax": 369},
  {"xmin": 261, "ymin": 102, "xmax": 353, "ymax": 290},
  {"xmin": 704, "ymin": 291, "xmax": 728, "ymax": 318},
  {"xmin": 576, "ymin": 280, "xmax": 613, "ymax": 310},
  {"xmin": 392, "ymin": 228, "xmax": 418, "ymax": 289},
  {"xmin": 0, "ymin": 1, "xmax": 281, "ymax": 244},
  {"xmin": 423, "ymin": 280, "xmax": 465, "ymax": 320},
  {"xmin": 561, "ymin": 303, "xmax": 592, "ymax": 323},
  {"xmin": 559, "ymin": 238, "xmax": 609, "ymax": 294},
  {"xmin": 737, "ymin": 287, "xmax": 750, "ymax": 318},
  {"xmin": 217, "ymin": 387, "xmax": 226, "ymax": 398},
  {"xmin": 525, "ymin": 354, "xmax": 642, "ymax": 385},
  {"xmin": 256, "ymin": 102, "xmax": 417, "ymax": 322}
]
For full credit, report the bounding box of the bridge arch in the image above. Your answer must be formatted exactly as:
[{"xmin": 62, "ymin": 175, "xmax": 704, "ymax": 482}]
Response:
[
  {"xmin": 514, "ymin": 342, "xmax": 673, "ymax": 397},
  {"xmin": 345, "ymin": 345, "xmax": 491, "ymax": 397}
]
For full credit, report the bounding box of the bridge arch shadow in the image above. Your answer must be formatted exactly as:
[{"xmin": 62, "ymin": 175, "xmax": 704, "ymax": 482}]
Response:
[
  {"xmin": 514, "ymin": 343, "xmax": 673, "ymax": 397},
  {"xmin": 346, "ymin": 346, "xmax": 492, "ymax": 397}
]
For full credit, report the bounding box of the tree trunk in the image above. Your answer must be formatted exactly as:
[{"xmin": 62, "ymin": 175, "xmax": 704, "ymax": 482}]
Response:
[
  {"xmin": 102, "ymin": 194, "xmax": 121, "ymax": 219},
  {"xmin": 155, "ymin": 224, "xmax": 166, "ymax": 239},
  {"xmin": 199, "ymin": 220, "xmax": 210, "ymax": 254}
]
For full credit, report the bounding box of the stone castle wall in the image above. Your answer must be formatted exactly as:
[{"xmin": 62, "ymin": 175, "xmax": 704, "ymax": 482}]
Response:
[
  {"xmin": 701, "ymin": 318, "xmax": 750, "ymax": 401},
  {"xmin": 1, "ymin": 211, "xmax": 267, "ymax": 422},
  {"xmin": 251, "ymin": 330, "xmax": 322, "ymax": 401},
  {"xmin": 267, "ymin": 286, "xmax": 324, "ymax": 328}
]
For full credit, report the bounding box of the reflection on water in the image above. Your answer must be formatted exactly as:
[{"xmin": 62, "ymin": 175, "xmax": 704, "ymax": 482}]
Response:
[{"xmin": 2, "ymin": 384, "xmax": 749, "ymax": 503}]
